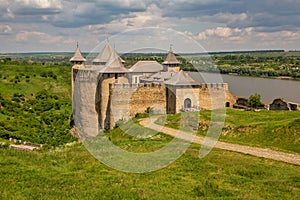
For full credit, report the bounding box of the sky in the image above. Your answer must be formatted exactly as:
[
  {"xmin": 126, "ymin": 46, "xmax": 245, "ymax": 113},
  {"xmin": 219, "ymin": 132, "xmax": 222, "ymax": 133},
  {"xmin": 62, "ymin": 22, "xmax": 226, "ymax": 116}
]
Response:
[{"xmin": 0, "ymin": 0, "xmax": 300, "ymax": 53}]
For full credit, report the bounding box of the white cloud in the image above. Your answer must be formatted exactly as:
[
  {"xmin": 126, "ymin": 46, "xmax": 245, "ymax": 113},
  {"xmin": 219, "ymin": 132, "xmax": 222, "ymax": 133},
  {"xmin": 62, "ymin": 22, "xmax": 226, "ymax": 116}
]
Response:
[
  {"xmin": 0, "ymin": 0, "xmax": 8, "ymax": 4},
  {"xmin": 15, "ymin": 0, "xmax": 63, "ymax": 10},
  {"xmin": 88, "ymin": 4, "xmax": 170, "ymax": 34},
  {"xmin": 197, "ymin": 27, "xmax": 249, "ymax": 40},
  {"xmin": 16, "ymin": 31, "xmax": 63, "ymax": 43}
]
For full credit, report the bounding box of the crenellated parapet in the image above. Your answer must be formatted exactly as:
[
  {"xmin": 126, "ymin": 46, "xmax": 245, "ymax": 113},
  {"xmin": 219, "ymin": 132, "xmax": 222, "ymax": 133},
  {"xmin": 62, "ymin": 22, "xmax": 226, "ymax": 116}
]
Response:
[
  {"xmin": 199, "ymin": 83, "xmax": 229, "ymax": 90},
  {"xmin": 109, "ymin": 82, "xmax": 164, "ymax": 89}
]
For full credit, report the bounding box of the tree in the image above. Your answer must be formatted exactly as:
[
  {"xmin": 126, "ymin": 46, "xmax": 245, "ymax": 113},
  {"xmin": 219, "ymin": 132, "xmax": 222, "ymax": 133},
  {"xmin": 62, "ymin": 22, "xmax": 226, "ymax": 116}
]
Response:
[{"xmin": 248, "ymin": 93, "xmax": 262, "ymax": 109}]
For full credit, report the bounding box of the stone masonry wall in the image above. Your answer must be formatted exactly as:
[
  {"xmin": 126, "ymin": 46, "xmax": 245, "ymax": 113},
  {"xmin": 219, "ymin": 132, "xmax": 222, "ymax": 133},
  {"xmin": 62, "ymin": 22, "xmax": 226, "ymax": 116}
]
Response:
[
  {"xmin": 175, "ymin": 87, "xmax": 200, "ymax": 113},
  {"xmin": 130, "ymin": 84, "xmax": 166, "ymax": 116},
  {"xmin": 109, "ymin": 83, "xmax": 166, "ymax": 128},
  {"xmin": 198, "ymin": 83, "xmax": 236, "ymax": 110},
  {"xmin": 100, "ymin": 74, "xmax": 129, "ymax": 129}
]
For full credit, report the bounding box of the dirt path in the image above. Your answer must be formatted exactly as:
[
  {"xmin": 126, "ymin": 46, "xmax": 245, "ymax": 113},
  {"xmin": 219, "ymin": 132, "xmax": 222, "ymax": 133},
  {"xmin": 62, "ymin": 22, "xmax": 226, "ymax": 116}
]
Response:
[{"xmin": 140, "ymin": 117, "xmax": 300, "ymax": 165}]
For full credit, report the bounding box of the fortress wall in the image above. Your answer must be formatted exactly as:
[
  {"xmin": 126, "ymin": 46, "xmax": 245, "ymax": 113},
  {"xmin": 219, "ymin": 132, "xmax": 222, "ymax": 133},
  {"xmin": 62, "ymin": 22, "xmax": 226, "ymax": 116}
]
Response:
[
  {"xmin": 198, "ymin": 83, "xmax": 236, "ymax": 110},
  {"xmin": 109, "ymin": 83, "xmax": 166, "ymax": 128},
  {"xmin": 225, "ymin": 90, "xmax": 237, "ymax": 108},
  {"xmin": 129, "ymin": 84, "xmax": 166, "ymax": 116}
]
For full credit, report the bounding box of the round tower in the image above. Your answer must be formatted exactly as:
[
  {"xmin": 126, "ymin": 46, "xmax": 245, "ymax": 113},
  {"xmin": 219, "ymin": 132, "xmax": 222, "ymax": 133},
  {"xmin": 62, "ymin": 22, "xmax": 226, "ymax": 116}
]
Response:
[{"xmin": 70, "ymin": 44, "xmax": 86, "ymax": 108}]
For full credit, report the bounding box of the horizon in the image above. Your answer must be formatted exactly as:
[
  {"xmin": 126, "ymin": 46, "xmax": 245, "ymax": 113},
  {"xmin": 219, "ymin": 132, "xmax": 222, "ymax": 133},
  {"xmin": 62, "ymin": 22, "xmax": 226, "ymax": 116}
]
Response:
[{"xmin": 0, "ymin": 49, "xmax": 297, "ymax": 55}]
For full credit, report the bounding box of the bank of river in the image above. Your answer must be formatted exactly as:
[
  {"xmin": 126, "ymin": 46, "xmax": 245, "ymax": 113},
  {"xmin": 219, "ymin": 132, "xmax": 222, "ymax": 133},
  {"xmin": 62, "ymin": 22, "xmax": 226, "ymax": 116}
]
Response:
[{"xmin": 189, "ymin": 72, "xmax": 300, "ymax": 104}]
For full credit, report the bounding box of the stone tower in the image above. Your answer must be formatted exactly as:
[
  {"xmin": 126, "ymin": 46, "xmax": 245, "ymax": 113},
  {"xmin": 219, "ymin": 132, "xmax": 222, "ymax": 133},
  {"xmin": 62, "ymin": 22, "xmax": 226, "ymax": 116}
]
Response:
[
  {"xmin": 165, "ymin": 70, "xmax": 200, "ymax": 113},
  {"xmin": 93, "ymin": 43, "xmax": 129, "ymax": 129}
]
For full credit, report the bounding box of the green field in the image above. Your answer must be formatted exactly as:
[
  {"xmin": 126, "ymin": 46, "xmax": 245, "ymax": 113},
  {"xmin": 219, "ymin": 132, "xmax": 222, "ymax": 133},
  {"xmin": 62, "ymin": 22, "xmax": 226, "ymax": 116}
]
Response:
[
  {"xmin": 1, "ymin": 138, "xmax": 300, "ymax": 199},
  {"xmin": 0, "ymin": 64, "xmax": 71, "ymax": 98}
]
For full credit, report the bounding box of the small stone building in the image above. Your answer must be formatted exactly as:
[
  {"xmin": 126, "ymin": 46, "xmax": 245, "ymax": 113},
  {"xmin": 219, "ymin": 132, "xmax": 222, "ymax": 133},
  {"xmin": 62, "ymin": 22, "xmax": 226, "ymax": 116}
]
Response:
[
  {"xmin": 236, "ymin": 97, "xmax": 249, "ymax": 107},
  {"xmin": 269, "ymin": 98, "xmax": 299, "ymax": 111}
]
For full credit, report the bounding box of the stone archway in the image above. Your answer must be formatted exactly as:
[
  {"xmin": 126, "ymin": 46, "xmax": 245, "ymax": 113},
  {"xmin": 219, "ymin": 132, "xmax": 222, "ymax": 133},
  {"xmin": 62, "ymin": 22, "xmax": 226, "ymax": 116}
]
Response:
[{"xmin": 184, "ymin": 98, "xmax": 192, "ymax": 109}]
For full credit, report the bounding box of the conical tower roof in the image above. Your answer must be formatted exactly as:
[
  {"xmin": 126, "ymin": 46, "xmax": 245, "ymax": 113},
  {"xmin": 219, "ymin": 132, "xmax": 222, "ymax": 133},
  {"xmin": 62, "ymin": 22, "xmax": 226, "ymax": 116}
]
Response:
[
  {"xmin": 93, "ymin": 42, "xmax": 123, "ymax": 65},
  {"xmin": 163, "ymin": 50, "xmax": 180, "ymax": 65},
  {"xmin": 102, "ymin": 49, "xmax": 129, "ymax": 73},
  {"xmin": 70, "ymin": 45, "xmax": 86, "ymax": 62},
  {"xmin": 93, "ymin": 43, "xmax": 113, "ymax": 64},
  {"xmin": 164, "ymin": 70, "xmax": 199, "ymax": 86}
]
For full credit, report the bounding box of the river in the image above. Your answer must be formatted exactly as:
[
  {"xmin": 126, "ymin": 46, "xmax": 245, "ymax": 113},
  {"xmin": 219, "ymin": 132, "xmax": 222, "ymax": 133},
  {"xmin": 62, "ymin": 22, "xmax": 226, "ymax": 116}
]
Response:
[{"xmin": 189, "ymin": 72, "xmax": 300, "ymax": 104}]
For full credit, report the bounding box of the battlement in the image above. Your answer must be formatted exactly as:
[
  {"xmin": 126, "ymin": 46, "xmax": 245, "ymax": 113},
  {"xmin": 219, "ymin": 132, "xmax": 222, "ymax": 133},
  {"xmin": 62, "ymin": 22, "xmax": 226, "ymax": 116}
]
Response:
[
  {"xmin": 109, "ymin": 82, "xmax": 163, "ymax": 89},
  {"xmin": 199, "ymin": 83, "xmax": 229, "ymax": 90},
  {"xmin": 109, "ymin": 82, "xmax": 228, "ymax": 90}
]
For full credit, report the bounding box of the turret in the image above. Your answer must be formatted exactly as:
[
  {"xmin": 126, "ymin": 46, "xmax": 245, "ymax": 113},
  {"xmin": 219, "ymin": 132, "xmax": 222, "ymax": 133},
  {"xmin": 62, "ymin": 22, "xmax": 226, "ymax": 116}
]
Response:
[
  {"xmin": 163, "ymin": 45, "xmax": 181, "ymax": 72},
  {"xmin": 70, "ymin": 43, "xmax": 86, "ymax": 65}
]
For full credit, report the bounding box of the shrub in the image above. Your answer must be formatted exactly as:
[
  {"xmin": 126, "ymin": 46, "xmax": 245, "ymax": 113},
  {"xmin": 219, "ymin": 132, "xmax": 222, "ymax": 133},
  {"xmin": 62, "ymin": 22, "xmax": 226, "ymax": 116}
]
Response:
[{"xmin": 248, "ymin": 93, "xmax": 262, "ymax": 109}]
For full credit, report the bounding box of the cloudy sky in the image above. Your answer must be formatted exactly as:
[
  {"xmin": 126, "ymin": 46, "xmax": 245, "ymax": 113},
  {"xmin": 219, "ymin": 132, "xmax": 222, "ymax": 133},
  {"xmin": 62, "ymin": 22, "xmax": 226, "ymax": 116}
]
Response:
[{"xmin": 0, "ymin": 0, "xmax": 300, "ymax": 53}]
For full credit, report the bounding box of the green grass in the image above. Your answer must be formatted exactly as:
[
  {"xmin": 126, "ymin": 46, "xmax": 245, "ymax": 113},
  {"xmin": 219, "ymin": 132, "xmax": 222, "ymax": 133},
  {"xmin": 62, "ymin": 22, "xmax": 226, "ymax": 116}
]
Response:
[
  {"xmin": 156, "ymin": 109, "xmax": 300, "ymax": 154},
  {"xmin": 0, "ymin": 130, "xmax": 299, "ymax": 199},
  {"xmin": 0, "ymin": 64, "xmax": 74, "ymax": 146},
  {"xmin": 102, "ymin": 119, "xmax": 174, "ymax": 153},
  {"xmin": 222, "ymin": 109, "xmax": 300, "ymax": 153},
  {"xmin": 0, "ymin": 64, "xmax": 71, "ymax": 99}
]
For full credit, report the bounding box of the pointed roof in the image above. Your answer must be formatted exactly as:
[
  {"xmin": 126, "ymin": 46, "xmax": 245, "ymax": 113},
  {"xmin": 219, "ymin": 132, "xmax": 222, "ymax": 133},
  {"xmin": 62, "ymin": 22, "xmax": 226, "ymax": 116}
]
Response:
[
  {"xmin": 164, "ymin": 70, "xmax": 199, "ymax": 86},
  {"xmin": 70, "ymin": 45, "xmax": 86, "ymax": 62},
  {"xmin": 101, "ymin": 49, "xmax": 129, "ymax": 73},
  {"xmin": 163, "ymin": 50, "xmax": 180, "ymax": 65},
  {"xmin": 129, "ymin": 61, "xmax": 163, "ymax": 73},
  {"xmin": 93, "ymin": 43, "xmax": 116, "ymax": 64}
]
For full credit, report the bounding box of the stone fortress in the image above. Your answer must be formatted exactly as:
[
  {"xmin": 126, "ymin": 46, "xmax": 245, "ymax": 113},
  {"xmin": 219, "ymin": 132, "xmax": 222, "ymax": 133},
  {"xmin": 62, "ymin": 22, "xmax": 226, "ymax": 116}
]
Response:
[{"xmin": 70, "ymin": 42, "xmax": 236, "ymax": 133}]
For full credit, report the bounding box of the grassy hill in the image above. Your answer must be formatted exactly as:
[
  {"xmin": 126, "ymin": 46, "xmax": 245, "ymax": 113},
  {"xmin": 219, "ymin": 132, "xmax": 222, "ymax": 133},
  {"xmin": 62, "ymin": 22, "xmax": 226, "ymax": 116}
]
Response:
[
  {"xmin": 156, "ymin": 109, "xmax": 300, "ymax": 154},
  {"xmin": 0, "ymin": 63, "xmax": 75, "ymax": 146}
]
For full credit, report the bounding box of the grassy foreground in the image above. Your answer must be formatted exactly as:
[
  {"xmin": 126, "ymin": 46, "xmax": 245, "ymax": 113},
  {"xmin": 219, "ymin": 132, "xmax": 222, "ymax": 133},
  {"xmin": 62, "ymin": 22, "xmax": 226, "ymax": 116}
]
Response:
[
  {"xmin": 1, "ymin": 141, "xmax": 300, "ymax": 199},
  {"xmin": 157, "ymin": 109, "xmax": 300, "ymax": 154},
  {"xmin": 1, "ymin": 121, "xmax": 300, "ymax": 199}
]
